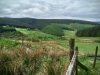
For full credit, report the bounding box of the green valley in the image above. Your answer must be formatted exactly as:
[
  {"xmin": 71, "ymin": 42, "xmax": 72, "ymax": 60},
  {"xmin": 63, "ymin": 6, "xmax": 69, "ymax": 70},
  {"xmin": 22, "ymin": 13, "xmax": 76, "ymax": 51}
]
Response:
[{"xmin": 0, "ymin": 20, "xmax": 100, "ymax": 75}]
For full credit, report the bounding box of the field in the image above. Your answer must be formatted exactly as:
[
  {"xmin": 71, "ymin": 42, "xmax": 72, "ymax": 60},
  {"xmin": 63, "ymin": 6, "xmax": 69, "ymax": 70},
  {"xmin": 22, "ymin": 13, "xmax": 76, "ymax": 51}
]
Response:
[
  {"xmin": 59, "ymin": 30, "xmax": 100, "ymax": 54},
  {"xmin": 0, "ymin": 27, "xmax": 100, "ymax": 75},
  {"xmin": 59, "ymin": 30, "xmax": 100, "ymax": 75},
  {"xmin": 16, "ymin": 28, "xmax": 54, "ymax": 37},
  {"xmin": 16, "ymin": 28, "xmax": 58, "ymax": 41}
]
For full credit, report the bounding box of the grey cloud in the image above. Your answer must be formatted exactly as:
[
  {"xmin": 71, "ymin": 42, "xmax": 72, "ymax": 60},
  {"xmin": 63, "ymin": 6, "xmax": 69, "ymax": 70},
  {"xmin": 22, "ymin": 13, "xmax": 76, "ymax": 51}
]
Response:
[{"xmin": 0, "ymin": 0, "xmax": 100, "ymax": 21}]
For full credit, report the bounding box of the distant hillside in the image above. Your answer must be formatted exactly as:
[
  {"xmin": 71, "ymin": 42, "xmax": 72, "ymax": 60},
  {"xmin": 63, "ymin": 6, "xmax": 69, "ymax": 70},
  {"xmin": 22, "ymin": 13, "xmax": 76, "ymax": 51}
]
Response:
[
  {"xmin": 0, "ymin": 18, "xmax": 99, "ymax": 30},
  {"xmin": 76, "ymin": 25, "xmax": 100, "ymax": 37},
  {"xmin": 0, "ymin": 18, "xmax": 34, "ymax": 29}
]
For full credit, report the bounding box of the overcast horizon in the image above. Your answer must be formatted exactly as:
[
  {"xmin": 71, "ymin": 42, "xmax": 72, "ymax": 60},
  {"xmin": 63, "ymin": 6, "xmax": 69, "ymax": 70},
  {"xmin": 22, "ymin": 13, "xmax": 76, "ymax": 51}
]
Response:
[{"xmin": 0, "ymin": 0, "xmax": 100, "ymax": 22}]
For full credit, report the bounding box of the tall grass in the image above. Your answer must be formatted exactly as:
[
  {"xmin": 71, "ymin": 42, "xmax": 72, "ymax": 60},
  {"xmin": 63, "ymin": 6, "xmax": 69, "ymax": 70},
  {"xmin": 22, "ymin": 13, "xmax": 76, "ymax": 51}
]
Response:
[
  {"xmin": 0, "ymin": 46, "xmax": 42, "ymax": 75},
  {"xmin": 78, "ymin": 56, "xmax": 100, "ymax": 75},
  {"xmin": 0, "ymin": 41, "xmax": 69, "ymax": 75}
]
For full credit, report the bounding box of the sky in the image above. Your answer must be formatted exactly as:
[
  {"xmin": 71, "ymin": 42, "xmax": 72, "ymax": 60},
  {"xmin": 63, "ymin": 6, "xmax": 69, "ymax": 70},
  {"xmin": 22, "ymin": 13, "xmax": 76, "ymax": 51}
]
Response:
[{"xmin": 0, "ymin": 0, "xmax": 100, "ymax": 22}]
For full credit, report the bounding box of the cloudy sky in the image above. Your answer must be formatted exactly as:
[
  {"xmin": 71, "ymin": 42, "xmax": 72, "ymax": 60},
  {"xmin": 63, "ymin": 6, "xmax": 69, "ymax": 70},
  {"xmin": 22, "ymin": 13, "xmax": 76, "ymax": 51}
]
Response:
[{"xmin": 0, "ymin": 0, "xmax": 100, "ymax": 21}]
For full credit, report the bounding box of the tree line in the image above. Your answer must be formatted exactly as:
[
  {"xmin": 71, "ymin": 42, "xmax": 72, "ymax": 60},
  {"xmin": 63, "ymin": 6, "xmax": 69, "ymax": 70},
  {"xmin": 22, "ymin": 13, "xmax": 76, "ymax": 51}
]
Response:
[{"xmin": 76, "ymin": 25, "xmax": 100, "ymax": 37}]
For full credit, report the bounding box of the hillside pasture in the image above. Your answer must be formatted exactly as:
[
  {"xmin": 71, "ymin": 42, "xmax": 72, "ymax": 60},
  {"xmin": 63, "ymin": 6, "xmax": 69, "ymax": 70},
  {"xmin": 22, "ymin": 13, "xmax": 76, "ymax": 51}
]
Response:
[{"xmin": 16, "ymin": 28, "xmax": 58, "ymax": 41}]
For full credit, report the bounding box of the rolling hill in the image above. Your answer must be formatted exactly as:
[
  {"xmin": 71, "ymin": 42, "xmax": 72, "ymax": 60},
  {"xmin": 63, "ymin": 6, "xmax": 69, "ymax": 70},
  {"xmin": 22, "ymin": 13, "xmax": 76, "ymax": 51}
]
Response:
[
  {"xmin": 42, "ymin": 23, "xmax": 95, "ymax": 36},
  {"xmin": 0, "ymin": 17, "xmax": 99, "ymax": 30}
]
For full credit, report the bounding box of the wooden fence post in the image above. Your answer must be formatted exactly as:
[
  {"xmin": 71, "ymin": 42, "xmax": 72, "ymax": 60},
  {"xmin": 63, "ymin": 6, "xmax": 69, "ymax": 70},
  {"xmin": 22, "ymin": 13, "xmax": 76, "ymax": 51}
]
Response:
[
  {"xmin": 75, "ymin": 46, "xmax": 78, "ymax": 75},
  {"xmin": 66, "ymin": 39, "xmax": 89, "ymax": 75},
  {"xmin": 69, "ymin": 38, "xmax": 75, "ymax": 61},
  {"xmin": 93, "ymin": 46, "xmax": 98, "ymax": 68}
]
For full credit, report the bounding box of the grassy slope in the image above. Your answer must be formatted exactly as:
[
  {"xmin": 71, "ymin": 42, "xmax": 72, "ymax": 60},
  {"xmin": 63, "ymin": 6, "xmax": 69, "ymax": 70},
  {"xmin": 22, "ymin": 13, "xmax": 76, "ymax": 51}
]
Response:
[
  {"xmin": 16, "ymin": 28, "xmax": 55, "ymax": 36},
  {"xmin": 52, "ymin": 23, "xmax": 95, "ymax": 31},
  {"xmin": 16, "ymin": 28, "xmax": 57, "ymax": 40},
  {"xmin": 41, "ymin": 23, "xmax": 94, "ymax": 36}
]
